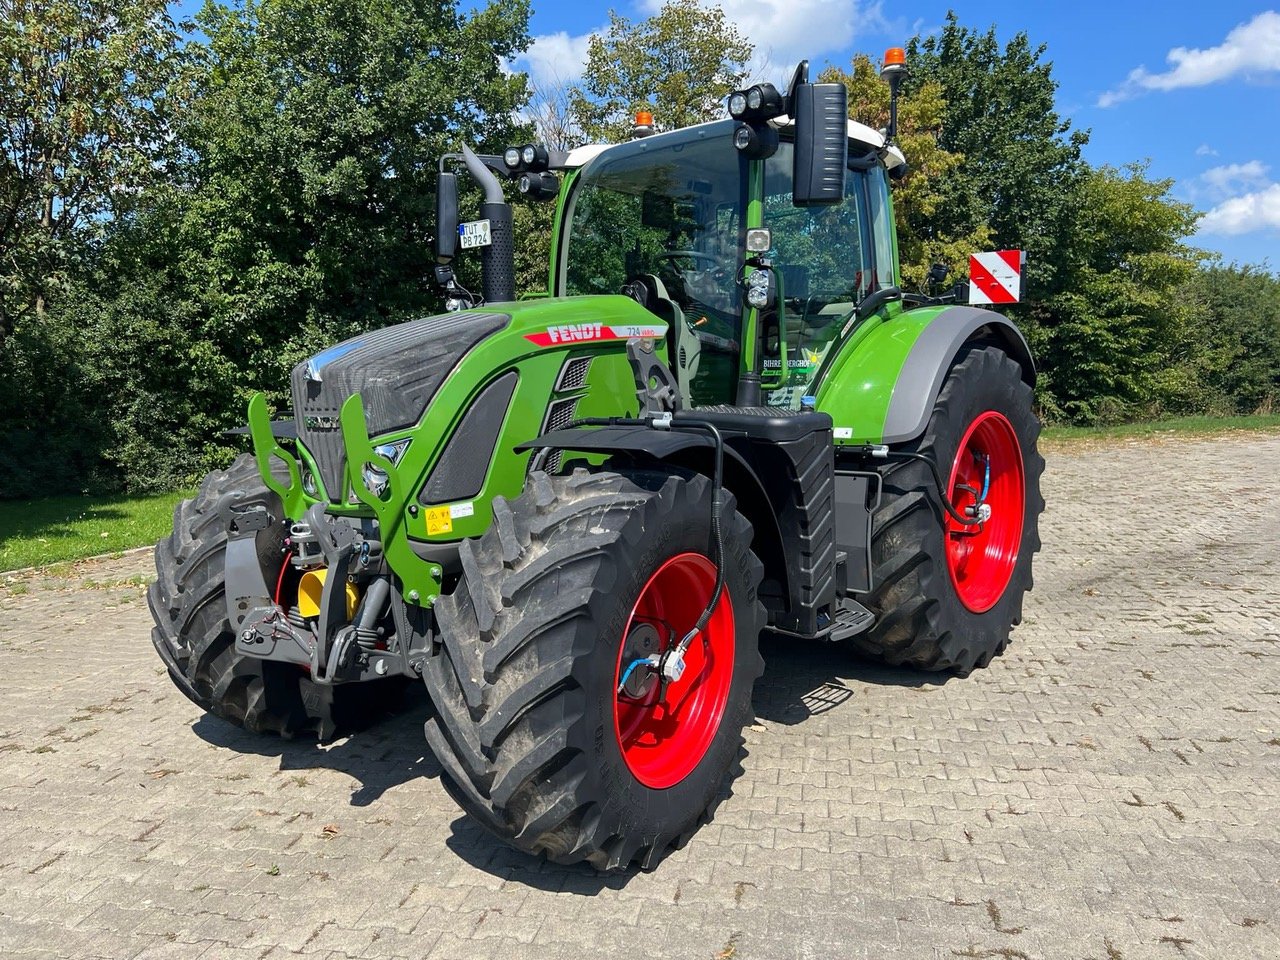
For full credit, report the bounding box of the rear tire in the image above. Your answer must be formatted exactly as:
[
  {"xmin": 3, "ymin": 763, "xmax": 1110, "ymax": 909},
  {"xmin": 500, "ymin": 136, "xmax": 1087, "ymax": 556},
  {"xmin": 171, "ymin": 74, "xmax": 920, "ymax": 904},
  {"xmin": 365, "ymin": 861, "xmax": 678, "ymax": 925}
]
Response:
[
  {"xmin": 423, "ymin": 468, "xmax": 765, "ymax": 871},
  {"xmin": 846, "ymin": 346, "xmax": 1044, "ymax": 674},
  {"xmin": 148, "ymin": 454, "xmax": 405, "ymax": 738}
]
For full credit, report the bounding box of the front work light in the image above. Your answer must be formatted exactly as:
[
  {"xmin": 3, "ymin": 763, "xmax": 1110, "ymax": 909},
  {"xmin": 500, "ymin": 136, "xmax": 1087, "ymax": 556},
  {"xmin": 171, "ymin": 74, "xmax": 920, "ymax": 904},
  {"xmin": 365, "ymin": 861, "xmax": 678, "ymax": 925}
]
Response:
[
  {"xmin": 727, "ymin": 82, "xmax": 785, "ymax": 122},
  {"xmin": 733, "ymin": 121, "xmax": 778, "ymax": 159},
  {"xmin": 517, "ymin": 171, "xmax": 560, "ymax": 201},
  {"xmin": 502, "ymin": 144, "xmax": 549, "ymax": 173},
  {"xmin": 745, "ymin": 228, "xmax": 772, "ymax": 254}
]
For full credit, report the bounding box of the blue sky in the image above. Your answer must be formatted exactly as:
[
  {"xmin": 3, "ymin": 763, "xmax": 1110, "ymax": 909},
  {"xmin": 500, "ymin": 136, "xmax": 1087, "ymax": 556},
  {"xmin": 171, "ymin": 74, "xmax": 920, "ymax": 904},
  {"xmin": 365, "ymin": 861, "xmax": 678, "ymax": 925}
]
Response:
[{"xmin": 512, "ymin": 1, "xmax": 1280, "ymax": 269}]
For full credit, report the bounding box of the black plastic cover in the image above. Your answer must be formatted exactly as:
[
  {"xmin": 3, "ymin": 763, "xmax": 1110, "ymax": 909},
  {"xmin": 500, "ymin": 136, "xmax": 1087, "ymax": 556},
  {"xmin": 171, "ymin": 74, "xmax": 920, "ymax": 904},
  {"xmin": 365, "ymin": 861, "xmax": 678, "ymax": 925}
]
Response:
[
  {"xmin": 420, "ymin": 371, "xmax": 518, "ymax": 505},
  {"xmin": 436, "ymin": 171, "xmax": 459, "ymax": 263},
  {"xmin": 792, "ymin": 82, "xmax": 848, "ymax": 206}
]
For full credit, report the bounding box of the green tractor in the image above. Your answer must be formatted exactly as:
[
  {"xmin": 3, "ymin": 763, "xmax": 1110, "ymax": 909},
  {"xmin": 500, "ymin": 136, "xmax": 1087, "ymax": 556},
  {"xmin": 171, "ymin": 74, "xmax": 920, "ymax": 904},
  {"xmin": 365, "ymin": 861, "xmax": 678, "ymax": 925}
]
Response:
[{"xmin": 148, "ymin": 56, "xmax": 1043, "ymax": 871}]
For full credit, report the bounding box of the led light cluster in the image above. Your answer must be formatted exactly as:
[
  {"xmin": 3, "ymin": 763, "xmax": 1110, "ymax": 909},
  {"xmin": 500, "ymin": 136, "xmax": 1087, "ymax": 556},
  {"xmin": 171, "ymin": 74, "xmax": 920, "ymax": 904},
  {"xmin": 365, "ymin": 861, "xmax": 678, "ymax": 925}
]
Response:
[{"xmin": 727, "ymin": 82, "xmax": 783, "ymax": 159}]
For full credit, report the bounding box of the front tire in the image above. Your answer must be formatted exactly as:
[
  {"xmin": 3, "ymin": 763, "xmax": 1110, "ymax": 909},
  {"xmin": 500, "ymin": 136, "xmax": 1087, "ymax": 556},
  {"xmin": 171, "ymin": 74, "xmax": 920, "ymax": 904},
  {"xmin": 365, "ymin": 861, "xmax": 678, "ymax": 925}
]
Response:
[
  {"xmin": 423, "ymin": 468, "xmax": 765, "ymax": 870},
  {"xmin": 846, "ymin": 345, "xmax": 1045, "ymax": 674},
  {"xmin": 148, "ymin": 454, "xmax": 404, "ymax": 738}
]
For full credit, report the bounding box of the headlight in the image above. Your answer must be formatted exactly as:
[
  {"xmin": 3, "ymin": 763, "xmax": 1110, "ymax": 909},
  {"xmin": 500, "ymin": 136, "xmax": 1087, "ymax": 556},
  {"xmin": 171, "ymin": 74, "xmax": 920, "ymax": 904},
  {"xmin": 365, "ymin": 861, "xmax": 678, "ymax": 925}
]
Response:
[
  {"xmin": 301, "ymin": 467, "xmax": 319, "ymax": 496},
  {"xmin": 520, "ymin": 144, "xmax": 536, "ymax": 166},
  {"xmin": 503, "ymin": 147, "xmax": 521, "ymax": 169},
  {"xmin": 362, "ymin": 462, "xmax": 389, "ymax": 499},
  {"xmin": 728, "ymin": 91, "xmax": 747, "ymax": 118},
  {"xmin": 374, "ymin": 440, "xmax": 409, "ymax": 464},
  {"xmin": 359, "ymin": 440, "xmax": 410, "ymax": 500},
  {"xmin": 746, "ymin": 269, "xmax": 771, "ymax": 309}
]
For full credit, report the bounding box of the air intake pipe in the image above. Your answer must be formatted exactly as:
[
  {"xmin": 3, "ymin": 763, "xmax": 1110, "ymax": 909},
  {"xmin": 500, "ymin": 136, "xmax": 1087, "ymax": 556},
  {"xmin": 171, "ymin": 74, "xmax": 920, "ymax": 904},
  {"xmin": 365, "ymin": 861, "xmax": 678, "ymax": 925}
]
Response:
[{"xmin": 461, "ymin": 144, "xmax": 516, "ymax": 304}]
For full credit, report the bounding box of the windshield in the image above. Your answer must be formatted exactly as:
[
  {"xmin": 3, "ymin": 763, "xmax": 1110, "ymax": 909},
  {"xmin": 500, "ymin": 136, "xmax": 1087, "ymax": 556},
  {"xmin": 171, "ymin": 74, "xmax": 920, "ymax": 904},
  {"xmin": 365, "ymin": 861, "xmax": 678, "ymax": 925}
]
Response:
[
  {"xmin": 562, "ymin": 122, "xmax": 746, "ymax": 404},
  {"xmin": 762, "ymin": 143, "xmax": 886, "ymax": 408}
]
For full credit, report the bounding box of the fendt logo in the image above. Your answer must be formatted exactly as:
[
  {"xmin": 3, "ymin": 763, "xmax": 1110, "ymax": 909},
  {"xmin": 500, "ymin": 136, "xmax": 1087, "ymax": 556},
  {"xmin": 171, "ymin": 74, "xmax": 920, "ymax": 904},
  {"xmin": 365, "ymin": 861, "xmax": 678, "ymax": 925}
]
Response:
[
  {"xmin": 523, "ymin": 322, "xmax": 668, "ymax": 348},
  {"xmin": 547, "ymin": 323, "xmax": 603, "ymax": 343}
]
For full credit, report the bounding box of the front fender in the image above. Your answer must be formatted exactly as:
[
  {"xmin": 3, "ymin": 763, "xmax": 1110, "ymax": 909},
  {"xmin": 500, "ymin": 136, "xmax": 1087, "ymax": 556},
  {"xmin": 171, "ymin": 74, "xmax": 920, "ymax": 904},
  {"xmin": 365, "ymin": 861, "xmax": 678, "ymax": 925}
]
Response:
[{"xmin": 814, "ymin": 304, "xmax": 1034, "ymax": 445}]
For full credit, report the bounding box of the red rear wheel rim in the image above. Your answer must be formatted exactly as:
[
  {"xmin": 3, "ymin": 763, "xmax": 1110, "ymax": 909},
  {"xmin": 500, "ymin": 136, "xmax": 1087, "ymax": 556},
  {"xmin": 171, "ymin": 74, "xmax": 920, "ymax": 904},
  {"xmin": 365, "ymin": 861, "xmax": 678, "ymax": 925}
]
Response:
[
  {"xmin": 945, "ymin": 410, "xmax": 1025, "ymax": 613},
  {"xmin": 613, "ymin": 552, "xmax": 735, "ymax": 789}
]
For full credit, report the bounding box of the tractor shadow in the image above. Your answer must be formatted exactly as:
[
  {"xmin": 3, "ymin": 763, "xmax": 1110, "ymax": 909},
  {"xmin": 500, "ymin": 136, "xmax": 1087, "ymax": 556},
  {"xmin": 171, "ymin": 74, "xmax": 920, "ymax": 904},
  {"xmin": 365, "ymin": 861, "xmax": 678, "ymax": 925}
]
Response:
[
  {"xmin": 442, "ymin": 634, "xmax": 959, "ymax": 893},
  {"xmin": 191, "ymin": 635, "xmax": 956, "ymax": 892},
  {"xmin": 751, "ymin": 631, "xmax": 956, "ymax": 725},
  {"xmin": 192, "ymin": 682, "xmax": 440, "ymax": 806}
]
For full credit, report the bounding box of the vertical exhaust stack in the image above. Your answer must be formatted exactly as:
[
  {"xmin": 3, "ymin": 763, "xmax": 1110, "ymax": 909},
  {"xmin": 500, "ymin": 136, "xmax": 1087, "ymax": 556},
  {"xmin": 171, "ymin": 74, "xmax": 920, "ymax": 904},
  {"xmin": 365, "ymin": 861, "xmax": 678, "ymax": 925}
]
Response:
[{"xmin": 460, "ymin": 145, "xmax": 516, "ymax": 304}]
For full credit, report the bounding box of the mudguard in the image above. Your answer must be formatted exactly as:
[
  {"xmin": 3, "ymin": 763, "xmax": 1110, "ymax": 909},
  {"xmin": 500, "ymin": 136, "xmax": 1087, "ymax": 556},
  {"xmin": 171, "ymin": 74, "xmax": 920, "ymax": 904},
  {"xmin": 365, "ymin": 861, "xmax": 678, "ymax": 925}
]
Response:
[{"xmin": 814, "ymin": 303, "xmax": 1035, "ymax": 446}]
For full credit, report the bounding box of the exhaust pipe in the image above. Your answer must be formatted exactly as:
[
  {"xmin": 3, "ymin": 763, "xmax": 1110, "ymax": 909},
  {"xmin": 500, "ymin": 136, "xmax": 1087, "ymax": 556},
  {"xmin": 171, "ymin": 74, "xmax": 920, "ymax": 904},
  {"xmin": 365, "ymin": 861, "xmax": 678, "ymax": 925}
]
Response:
[{"xmin": 460, "ymin": 145, "xmax": 516, "ymax": 304}]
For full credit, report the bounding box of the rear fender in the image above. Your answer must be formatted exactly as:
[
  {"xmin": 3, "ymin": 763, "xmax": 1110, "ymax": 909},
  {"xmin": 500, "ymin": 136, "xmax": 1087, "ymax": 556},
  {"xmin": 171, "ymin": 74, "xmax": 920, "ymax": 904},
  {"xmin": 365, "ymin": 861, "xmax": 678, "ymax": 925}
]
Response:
[{"xmin": 814, "ymin": 304, "xmax": 1035, "ymax": 445}]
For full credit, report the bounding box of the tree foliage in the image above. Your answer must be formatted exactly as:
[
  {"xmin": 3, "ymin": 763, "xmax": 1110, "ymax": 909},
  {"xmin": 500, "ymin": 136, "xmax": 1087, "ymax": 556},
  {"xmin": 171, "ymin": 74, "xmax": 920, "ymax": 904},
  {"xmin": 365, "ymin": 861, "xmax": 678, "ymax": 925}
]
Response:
[
  {"xmin": 906, "ymin": 14, "xmax": 1088, "ymax": 301},
  {"xmin": 569, "ymin": 0, "xmax": 751, "ymax": 142},
  {"xmin": 0, "ymin": 0, "xmax": 182, "ymax": 345}
]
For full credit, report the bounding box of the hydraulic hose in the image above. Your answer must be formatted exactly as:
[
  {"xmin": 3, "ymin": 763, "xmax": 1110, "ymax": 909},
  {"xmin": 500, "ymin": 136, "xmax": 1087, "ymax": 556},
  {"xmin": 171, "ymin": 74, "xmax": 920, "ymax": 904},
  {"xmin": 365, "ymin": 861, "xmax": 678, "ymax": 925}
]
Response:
[{"xmin": 855, "ymin": 445, "xmax": 984, "ymax": 527}]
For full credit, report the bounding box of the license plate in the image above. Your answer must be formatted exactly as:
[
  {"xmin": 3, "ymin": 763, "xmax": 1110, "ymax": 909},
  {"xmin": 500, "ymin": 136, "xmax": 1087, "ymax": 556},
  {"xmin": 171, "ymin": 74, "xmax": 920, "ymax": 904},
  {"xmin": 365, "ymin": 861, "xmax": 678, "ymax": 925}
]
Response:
[{"xmin": 459, "ymin": 219, "xmax": 491, "ymax": 249}]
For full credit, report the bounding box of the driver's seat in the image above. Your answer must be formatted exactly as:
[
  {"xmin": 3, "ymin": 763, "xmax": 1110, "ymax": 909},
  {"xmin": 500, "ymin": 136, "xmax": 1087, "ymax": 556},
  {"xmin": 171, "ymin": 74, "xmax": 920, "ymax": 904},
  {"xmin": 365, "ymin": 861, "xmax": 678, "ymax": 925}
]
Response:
[{"xmin": 635, "ymin": 273, "xmax": 700, "ymax": 397}]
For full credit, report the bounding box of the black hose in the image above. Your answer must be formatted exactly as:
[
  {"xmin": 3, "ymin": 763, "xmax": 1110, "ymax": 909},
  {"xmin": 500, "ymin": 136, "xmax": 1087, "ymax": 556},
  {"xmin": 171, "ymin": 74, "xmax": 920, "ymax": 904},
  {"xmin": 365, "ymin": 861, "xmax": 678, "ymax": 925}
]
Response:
[
  {"xmin": 667, "ymin": 418, "xmax": 727, "ymax": 640},
  {"xmin": 855, "ymin": 445, "xmax": 982, "ymax": 527}
]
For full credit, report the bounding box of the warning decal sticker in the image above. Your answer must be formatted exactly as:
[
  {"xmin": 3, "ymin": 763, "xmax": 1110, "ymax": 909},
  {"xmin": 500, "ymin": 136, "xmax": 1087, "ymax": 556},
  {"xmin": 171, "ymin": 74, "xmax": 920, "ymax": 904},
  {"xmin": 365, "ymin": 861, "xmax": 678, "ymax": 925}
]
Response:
[{"xmin": 968, "ymin": 250, "xmax": 1024, "ymax": 305}]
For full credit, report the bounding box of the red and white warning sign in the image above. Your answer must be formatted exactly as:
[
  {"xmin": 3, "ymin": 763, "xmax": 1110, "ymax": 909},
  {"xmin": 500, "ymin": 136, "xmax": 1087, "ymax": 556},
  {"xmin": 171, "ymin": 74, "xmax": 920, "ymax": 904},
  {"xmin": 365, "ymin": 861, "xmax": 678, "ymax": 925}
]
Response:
[{"xmin": 968, "ymin": 250, "xmax": 1024, "ymax": 305}]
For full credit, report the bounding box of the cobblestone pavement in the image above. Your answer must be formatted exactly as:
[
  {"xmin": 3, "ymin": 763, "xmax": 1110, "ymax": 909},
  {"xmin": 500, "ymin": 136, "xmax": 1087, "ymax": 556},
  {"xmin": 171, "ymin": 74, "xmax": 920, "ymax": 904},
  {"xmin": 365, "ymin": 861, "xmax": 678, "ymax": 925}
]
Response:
[{"xmin": 1, "ymin": 433, "xmax": 1277, "ymax": 960}]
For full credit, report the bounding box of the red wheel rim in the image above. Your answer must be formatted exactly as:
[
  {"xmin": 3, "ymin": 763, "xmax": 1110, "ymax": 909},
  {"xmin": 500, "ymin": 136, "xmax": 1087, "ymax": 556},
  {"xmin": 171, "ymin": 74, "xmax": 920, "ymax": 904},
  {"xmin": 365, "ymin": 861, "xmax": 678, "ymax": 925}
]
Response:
[
  {"xmin": 613, "ymin": 552, "xmax": 735, "ymax": 789},
  {"xmin": 945, "ymin": 411, "xmax": 1024, "ymax": 613}
]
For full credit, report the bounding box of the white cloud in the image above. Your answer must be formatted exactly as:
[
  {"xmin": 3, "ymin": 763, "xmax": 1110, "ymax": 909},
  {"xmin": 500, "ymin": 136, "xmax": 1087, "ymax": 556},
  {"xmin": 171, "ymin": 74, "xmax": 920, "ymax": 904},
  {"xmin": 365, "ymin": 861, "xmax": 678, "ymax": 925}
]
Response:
[
  {"xmin": 640, "ymin": 0, "xmax": 890, "ymax": 81},
  {"xmin": 1195, "ymin": 144, "xmax": 1219, "ymax": 157},
  {"xmin": 515, "ymin": 30, "xmax": 597, "ymax": 92},
  {"xmin": 1199, "ymin": 182, "xmax": 1280, "ymax": 235},
  {"xmin": 1199, "ymin": 160, "xmax": 1272, "ymax": 200},
  {"xmin": 1099, "ymin": 11, "xmax": 1280, "ymax": 107}
]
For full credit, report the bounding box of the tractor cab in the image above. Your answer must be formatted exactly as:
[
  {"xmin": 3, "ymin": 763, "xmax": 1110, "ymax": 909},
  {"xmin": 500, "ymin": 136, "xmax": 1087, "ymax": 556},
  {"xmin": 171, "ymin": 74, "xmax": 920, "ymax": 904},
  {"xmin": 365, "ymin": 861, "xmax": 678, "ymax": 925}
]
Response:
[{"xmin": 554, "ymin": 117, "xmax": 902, "ymax": 409}]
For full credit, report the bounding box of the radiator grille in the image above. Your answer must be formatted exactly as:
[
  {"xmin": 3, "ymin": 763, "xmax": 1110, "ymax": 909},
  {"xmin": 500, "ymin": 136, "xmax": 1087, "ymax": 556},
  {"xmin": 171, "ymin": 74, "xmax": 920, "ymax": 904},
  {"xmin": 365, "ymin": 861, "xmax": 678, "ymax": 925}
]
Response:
[
  {"xmin": 555, "ymin": 356, "xmax": 592, "ymax": 392},
  {"xmin": 535, "ymin": 396, "xmax": 580, "ymax": 475}
]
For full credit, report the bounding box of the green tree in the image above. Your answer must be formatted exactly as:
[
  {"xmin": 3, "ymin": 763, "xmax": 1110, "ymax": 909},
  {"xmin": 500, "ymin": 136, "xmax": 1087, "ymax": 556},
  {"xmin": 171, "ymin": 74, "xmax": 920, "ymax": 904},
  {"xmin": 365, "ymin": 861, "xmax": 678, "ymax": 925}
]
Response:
[
  {"xmin": 569, "ymin": 0, "xmax": 752, "ymax": 142},
  {"xmin": 0, "ymin": 0, "xmax": 182, "ymax": 346},
  {"xmin": 170, "ymin": 0, "xmax": 531, "ymax": 361},
  {"xmin": 3, "ymin": 0, "xmax": 535, "ymax": 495},
  {"xmin": 820, "ymin": 54, "xmax": 991, "ymax": 289},
  {"xmin": 1180, "ymin": 263, "xmax": 1280, "ymax": 416},
  {"xmin": 1040, "ymin": 163, "xmax": 1202, "ymax": 422},
  {"xmin": 906, "ymin": 14, "xmax": 1088, "ymax": 301}
]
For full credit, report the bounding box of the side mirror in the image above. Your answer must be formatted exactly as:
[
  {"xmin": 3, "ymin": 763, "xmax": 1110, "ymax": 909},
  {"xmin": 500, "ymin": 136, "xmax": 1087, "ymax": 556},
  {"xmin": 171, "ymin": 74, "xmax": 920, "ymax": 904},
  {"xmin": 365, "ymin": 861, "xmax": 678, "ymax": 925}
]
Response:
[
  {"xmin": 435, "ymin": 171, "xmax": 458, "ymax": 264},
  {"xmin": 791, "ymin": 82, "xmax": 847, "ymax": 207}
]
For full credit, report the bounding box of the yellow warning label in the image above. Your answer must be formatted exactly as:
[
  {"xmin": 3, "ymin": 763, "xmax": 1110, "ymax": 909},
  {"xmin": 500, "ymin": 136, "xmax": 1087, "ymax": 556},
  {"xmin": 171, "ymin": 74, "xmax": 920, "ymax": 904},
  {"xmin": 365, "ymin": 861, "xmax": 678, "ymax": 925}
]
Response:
[{"xmin": 425, "ymin": 506, "xmax": 453, "ymax": 536}]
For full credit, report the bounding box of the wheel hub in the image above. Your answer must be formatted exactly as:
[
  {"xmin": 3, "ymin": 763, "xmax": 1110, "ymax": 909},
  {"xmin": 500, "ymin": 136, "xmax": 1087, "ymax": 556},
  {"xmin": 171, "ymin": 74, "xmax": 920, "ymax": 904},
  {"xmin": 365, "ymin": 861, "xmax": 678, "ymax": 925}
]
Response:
[
  {"xmin": 945, "ymin": 410, "xmax": 1025, "ymax": 613},
  {"xmin": 613, "ymin": 553, "xmax": 735, "ymax": 789}
]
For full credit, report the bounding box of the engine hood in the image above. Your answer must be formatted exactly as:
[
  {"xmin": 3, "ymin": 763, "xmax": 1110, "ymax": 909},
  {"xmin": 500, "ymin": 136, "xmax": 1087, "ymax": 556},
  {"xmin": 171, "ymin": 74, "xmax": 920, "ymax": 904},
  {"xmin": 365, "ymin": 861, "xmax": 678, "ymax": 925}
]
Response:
[{"xmin": 292, "ymin": 310, "xmax": 510, "ymax": 497}]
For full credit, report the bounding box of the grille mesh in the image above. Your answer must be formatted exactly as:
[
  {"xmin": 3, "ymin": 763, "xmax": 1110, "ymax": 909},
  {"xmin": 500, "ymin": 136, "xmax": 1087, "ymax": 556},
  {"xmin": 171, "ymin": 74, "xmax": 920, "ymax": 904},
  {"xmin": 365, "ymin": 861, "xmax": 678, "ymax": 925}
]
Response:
[
  {"xmin": 535, "ymin": 396, "xmax": 580, "ymax": 476},
  {"xmin": 555, "ymin": 356, "xmax": 592, "ymax": 392}
]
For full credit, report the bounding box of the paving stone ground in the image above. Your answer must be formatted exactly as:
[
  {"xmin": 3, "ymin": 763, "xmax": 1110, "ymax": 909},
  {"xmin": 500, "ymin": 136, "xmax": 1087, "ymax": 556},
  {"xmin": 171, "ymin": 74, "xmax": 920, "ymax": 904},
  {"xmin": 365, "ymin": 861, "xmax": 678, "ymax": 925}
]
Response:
[{"xmin": 1, "ymin": 432, "xmax": 1277, "ymax": 960}]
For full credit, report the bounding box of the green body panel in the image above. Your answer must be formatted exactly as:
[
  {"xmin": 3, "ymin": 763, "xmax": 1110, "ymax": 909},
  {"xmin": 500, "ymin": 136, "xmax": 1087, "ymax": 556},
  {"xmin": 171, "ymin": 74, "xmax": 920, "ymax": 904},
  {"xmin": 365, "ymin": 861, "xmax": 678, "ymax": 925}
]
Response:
[
  {"xmin": 249, "ymin": 294, "xmax": 661, "ymax": 606},
  {"xmin": 812, "ymin": 300, "xmax": 951, "ymax": 444}
]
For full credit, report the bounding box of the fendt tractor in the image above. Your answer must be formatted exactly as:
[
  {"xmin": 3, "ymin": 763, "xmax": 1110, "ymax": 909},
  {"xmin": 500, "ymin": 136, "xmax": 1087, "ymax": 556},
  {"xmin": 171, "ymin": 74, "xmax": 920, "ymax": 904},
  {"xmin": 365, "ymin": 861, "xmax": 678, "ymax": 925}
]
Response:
[{"xmin": 148, "ymin": 52, "xmax": 1043, "ymax": 871}]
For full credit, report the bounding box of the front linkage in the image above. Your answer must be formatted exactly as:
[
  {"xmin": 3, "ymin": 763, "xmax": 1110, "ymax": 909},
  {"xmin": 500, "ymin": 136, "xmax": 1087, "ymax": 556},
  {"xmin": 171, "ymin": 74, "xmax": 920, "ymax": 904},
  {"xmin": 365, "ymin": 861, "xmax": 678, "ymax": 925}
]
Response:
[{"xmin": 234, "ymin": 392, "xmax": 440, "ymax": 687}]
